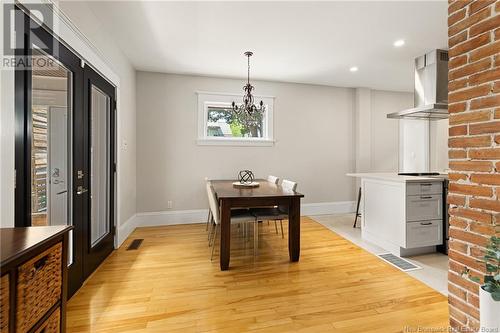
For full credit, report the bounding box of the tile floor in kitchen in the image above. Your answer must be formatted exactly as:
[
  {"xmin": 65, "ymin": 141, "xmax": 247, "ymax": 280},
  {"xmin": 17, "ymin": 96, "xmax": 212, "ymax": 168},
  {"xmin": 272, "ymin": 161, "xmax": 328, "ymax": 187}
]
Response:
[{"xmin": 311, "ymin": 213, "xmax": 449, "ymax": 295}]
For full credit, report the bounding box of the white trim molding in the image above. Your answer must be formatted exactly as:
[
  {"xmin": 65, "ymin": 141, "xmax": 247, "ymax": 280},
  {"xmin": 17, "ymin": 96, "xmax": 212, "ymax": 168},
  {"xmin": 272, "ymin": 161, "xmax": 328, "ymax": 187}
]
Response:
[
  {"xmin": 196, "ymin": 138, "xmax": 275, "ymax": 147},
  {"xmin": 301, "ymin": 201, "xmax": 356, "ymax": 216},
  {"xmin": 116, "ymin": 214, "xmax": 138, "ymax": 248},
  {"xmin": 135, "ymin": 209, "xmax": 209, "ymax": 228}
]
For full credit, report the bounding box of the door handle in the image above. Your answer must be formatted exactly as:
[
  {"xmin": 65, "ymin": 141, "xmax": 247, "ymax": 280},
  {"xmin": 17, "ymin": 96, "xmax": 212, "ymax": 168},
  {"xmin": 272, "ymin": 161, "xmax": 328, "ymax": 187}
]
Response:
[{"xmin": 76, "ymin": 186, "xmax": 88, "ymax": 195}]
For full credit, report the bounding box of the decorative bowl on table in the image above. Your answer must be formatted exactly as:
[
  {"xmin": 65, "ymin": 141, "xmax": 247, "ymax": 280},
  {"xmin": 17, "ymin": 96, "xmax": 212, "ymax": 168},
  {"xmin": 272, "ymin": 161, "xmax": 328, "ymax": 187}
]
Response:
[
  {"xmin": 233, "ymin": 170, "xmax": 260, "ymax": 188},
  {"xmin": 232, "ymin": 181, "xmax": 260, "ymax": 188}
]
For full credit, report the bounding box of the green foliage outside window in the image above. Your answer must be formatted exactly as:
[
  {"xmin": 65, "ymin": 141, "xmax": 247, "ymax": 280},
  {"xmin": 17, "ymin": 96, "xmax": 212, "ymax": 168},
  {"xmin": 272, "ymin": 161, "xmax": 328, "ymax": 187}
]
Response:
[{"xmin": 207, "ymin": 106, "xmax": 264, "ymax": 138}]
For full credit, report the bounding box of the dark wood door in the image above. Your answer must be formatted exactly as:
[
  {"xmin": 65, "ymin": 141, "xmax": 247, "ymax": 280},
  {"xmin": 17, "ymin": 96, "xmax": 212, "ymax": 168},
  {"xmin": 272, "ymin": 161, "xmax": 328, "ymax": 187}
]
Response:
[
  {"xmin": 82, "ymin": 65, "xmax": 116, "ymax": 278},
  {"xmin": 14, "ymin": 9, "xmax": 84, "ymax": 297}
]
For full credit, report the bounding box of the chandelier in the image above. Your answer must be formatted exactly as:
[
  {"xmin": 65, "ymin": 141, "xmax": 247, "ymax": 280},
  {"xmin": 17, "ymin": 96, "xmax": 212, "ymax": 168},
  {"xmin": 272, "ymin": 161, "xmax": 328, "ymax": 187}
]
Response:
[{"xmin": 231, "ymin": 51, "xmax": 265, "ymax": 115}]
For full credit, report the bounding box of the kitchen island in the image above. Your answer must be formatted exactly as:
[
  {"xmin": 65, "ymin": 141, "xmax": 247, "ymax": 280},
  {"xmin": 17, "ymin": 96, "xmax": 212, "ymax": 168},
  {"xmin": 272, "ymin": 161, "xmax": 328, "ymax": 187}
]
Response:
[{"xmin": 347, "ymin": 173, "xmax": 445, "ymax": 256}]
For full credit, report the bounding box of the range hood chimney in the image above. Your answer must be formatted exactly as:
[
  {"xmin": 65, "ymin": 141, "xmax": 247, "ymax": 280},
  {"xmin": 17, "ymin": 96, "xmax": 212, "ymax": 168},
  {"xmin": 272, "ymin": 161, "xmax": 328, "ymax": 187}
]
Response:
[{"xmin": 387, "ymin": 49, "xmax": 449, "ymax": 120}]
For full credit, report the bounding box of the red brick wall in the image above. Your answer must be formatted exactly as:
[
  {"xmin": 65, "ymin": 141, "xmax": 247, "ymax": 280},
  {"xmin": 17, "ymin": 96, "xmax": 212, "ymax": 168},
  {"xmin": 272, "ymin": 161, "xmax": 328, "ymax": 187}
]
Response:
[{"xmin": 448, "ymin": 0, "xmax": 500, "ymax": 331}]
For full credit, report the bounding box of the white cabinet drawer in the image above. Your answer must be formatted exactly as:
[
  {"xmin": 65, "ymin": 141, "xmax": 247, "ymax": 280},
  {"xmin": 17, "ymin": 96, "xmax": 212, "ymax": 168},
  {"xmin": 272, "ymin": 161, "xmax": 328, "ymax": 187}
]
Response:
[
  {"xmin": 406, "ymin": 220, "xmax": 443, "ymax": 248},
  {"xmin": 407, "ymin": 182, "xmax": 443, "ymax": 196},
  {"xmin": 406, "ymin": 195, "xmax": 442, "ymax": 222}
]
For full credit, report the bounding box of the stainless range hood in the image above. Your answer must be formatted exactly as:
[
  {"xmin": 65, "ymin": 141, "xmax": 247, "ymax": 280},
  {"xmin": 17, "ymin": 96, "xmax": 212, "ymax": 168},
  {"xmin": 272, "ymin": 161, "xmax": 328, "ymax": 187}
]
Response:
[{"xmin": 387, "ymin": 49, "xmax": 449, "ymax": 120}]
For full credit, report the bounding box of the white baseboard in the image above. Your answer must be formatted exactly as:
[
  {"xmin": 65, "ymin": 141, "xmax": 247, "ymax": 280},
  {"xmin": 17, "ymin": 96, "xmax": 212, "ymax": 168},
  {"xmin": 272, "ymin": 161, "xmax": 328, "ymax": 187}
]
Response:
[
  {"xmin": 126, "ymin": 201, "xmax": 355, "ymax": 234},
  {"xmin": 135, "ymin": 209, "xmax": 209, "ymax": 227},
  {"xmin": 301, "ymin": 201, "xmax": 356, "ymax": 216},
  {"xmin": 116, "ymin": 214, "xmax": 138, "ymax": 248}
]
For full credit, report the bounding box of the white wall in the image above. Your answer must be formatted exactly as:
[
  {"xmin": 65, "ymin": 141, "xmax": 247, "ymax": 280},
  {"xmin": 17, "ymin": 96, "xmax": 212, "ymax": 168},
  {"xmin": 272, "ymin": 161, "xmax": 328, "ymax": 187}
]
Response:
[
  {"xmin": 399, "ymin": 120, "xmax": 430, "ymax": 173},
  {"xmin": 0, "ymin": 1, "xmax": 137, "ymax": 231},
  {"xmin": 399, "ymin": 118, "xmax": 450, "ymax": 173},
  {"xmin": 354, "ymin": 89, "xmax": 413, "ymax": 174},
  {"xmin": 430, "ymin": 118, "xmax": 449, "ymax": 172},
  {"xmin": 370, "ymin": 90, "xmax": 413, "ymax": 172},
  {"xmin": 136, "ymin": 72, "xmax": 413, "ymax": 214},
  {"xmin": 354, "ymin": 88, "xmax": 372, "ymax": 173}
]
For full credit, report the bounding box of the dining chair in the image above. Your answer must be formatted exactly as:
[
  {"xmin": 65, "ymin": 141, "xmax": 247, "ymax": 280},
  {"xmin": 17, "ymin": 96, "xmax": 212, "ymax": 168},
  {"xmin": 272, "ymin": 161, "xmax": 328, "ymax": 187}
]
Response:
[
  {"xmin": 251, "ymin": 179, "xmax": 298, "ymax": 238},
  {"xmin": 267, "ymin": 175, "xmax": 279, "ymax": 185},
  {"xmin": 207, "ymin": 184, "xmax": 258, "ymax": 260},
  {"xmin": 264, "ymin": 175, "xmax": 280, "ymax": 226},
  {"xmin": 282, "ymin": 179, "xmax": 298, "ymax": 192},
  {"xmin": 205, "ymin": 178, "xmax": 212, "ymax": 233}
]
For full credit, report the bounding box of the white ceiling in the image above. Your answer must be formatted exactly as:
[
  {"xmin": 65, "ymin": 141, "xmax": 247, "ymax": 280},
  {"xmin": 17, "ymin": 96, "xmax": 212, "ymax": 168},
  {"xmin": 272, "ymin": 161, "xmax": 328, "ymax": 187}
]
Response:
[{"xmin": 85, "ymin": 1, "xmax": 448, "ymax": 92}]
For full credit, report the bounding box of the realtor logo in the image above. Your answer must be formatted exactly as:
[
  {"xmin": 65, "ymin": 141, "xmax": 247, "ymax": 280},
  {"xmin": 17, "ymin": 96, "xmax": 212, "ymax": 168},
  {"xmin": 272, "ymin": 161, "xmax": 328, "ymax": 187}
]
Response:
[{"xmin": 2, "ymin": 2, "xmax": 56, "ymax": 70}]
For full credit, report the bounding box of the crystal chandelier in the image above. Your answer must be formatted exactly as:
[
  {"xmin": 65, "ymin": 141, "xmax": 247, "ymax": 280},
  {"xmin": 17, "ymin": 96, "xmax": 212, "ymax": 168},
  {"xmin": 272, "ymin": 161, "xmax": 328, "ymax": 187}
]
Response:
[{"xmin": 232, "ymin": 51, "xmax": 265, "ymax": 115}]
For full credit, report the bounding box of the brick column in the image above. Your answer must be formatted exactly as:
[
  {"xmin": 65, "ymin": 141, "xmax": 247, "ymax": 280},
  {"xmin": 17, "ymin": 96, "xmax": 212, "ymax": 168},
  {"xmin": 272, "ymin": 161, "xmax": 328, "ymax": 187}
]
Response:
[{"xmin": 447, "ymin": 0, "xmax": 500, "ymax": 331}]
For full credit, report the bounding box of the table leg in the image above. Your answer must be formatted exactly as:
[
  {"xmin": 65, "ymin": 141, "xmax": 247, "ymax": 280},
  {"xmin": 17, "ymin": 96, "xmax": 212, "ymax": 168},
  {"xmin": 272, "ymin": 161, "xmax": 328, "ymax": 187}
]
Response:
[
  {"xmin": 220, "ymin": 199, "xmax": 231, "ymax": 270},
  {"xmin": 288, "ymin": 197, "xmax": 300, "ymax": 262}
]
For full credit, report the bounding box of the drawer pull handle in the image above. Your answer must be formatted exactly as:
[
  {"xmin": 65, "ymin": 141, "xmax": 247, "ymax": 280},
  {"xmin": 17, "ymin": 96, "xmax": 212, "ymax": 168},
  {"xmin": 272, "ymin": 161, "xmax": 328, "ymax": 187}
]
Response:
[
  {"xmin": 34, "ymin": 255, "xmax": 48, "ymax": 271},
  {"xmin": 420, "ymin": 222, "xmax": 433, "ymax": 226},
  {"xmin": 421, "ymin": 184, "xmax": 433, "ymax": 186},
  {"xmin": 420, "ymin": 196, "xmax": 433, "ymax": 199}
]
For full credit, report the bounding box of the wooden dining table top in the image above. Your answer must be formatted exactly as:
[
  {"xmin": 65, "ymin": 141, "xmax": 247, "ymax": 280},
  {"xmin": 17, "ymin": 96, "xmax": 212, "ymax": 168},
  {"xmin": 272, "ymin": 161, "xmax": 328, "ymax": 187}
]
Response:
[{"xmin": 210, "ymin": 179, "xmax": 304, "ymax": 199}]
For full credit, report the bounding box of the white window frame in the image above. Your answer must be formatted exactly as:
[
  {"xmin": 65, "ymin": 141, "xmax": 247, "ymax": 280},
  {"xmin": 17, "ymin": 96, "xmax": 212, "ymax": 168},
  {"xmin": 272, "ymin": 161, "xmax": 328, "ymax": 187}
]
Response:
[{"xmin": 196, "ymin": 91, "xmax": 275, "ymax": 146}]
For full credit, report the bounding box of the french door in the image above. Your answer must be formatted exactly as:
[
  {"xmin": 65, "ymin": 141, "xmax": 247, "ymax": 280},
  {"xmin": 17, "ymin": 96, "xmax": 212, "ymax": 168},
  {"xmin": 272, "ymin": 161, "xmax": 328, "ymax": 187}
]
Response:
[
  {"xmin": 82, "ymin": 66, "xmax": 116, "ymax": 278},
  {"xmin": 14, "ymin": 8, "xmax": 116, "ymax": 297}
]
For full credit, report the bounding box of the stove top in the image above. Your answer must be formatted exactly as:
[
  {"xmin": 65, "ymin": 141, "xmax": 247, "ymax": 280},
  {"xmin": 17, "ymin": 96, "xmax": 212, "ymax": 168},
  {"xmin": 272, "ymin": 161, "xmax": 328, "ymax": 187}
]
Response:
[{"xmin": 397, "ymin": 172, "xmax": 441, "ymax": 176}]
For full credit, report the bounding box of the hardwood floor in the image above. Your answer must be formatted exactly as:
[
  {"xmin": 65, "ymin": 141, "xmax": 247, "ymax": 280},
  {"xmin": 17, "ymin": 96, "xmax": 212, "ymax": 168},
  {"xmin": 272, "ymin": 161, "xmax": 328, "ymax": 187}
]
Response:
[{"xmin": 67, "ymin": 217, "xmax": 449, "ymax": 333}]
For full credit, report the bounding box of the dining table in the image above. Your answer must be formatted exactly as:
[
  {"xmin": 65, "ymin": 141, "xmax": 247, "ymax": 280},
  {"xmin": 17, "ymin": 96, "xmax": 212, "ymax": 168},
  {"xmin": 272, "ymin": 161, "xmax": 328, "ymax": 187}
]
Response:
[{"xmin": 210, "ymin": 179, "xmax": 304, "ymax": 271}]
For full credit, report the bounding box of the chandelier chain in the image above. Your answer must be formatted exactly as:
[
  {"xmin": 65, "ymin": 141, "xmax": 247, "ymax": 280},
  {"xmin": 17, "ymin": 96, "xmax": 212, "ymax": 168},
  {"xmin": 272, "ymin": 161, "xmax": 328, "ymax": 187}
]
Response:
[
  {"xmin": 247, "ymin": 54, "xmax": 250, "ymax": 85},
  {"xmin": 232, "ymin": 51, "xmax": 265, "ymax": 116}
]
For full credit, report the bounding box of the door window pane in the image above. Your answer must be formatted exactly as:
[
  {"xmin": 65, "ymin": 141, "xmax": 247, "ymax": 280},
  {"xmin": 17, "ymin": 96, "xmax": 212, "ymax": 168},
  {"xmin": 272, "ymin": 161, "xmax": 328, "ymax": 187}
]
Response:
[
  {"xmin": 30, "ymin": 49, "xmax": 73, "ymax": 264},
  {"xmin": 90, "ymin": 85, "xmax": 110, "ymax": 246}
]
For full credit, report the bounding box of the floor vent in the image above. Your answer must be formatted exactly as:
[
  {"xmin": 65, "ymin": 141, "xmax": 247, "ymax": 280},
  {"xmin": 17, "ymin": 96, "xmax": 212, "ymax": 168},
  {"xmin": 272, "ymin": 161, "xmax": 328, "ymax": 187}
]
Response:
[
  {"xmin": 377, "ymin": 253, "xmax": 421, "ymax": 272},
  {"xmin": 127, "ymin": 239, "xmax": 144, "ymax": 251}
]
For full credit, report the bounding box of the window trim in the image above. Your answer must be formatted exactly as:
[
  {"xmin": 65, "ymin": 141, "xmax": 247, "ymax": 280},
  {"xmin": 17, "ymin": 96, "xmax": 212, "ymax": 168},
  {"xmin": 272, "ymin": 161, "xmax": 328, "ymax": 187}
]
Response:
[{"xmin": 196, "ymin": 91, "xmax": 275, "ymax": 146}]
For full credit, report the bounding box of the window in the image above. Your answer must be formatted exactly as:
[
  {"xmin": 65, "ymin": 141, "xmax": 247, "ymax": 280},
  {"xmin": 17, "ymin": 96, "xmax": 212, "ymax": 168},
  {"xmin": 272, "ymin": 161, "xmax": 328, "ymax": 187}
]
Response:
[{"xmin": 197, "ymin": 92, "xmax": 274, "ymax": 146}]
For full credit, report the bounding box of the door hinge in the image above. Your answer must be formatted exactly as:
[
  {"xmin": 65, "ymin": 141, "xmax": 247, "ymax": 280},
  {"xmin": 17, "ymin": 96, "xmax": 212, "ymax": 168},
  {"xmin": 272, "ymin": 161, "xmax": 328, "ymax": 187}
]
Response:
[{"xmin": 113, "ymin": 163, "xmax": 117, "ymax": 173}]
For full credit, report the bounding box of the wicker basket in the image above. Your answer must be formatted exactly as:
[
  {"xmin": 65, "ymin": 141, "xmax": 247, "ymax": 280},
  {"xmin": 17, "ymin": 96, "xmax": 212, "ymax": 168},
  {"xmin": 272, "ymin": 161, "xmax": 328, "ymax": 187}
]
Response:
[
  {"xmin": 16, "ymin": 243, "xmax": 62, "ymax": 333},
  {"xmin": 0, "ymin": 274, "xmax": 9, "ymax": 333},
  {"xmin": 34, "ymin": 308, "xmax": 60, "ymax": 333}
]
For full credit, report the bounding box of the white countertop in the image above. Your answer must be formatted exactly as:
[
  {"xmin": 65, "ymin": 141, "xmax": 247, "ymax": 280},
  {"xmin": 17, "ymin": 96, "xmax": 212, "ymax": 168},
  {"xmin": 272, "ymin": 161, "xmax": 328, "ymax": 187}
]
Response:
[{"xmin": 346, "ymin": 173, "xmax": 446, "ymax": 183}]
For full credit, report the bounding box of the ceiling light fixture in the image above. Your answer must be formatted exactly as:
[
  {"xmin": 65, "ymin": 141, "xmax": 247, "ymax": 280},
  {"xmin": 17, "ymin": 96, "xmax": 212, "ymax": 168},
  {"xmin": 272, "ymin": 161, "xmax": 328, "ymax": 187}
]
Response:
[
  {"xmin": 393, "ymin": 39, "xmax": 405, "ymax": 47},
  {"xmin": 349, "ymin": 66, "xmax": 358, "ymax": 72},
  {"xmin": 232, "ymin": 51, "xmax": 265, "ymax": 115}
]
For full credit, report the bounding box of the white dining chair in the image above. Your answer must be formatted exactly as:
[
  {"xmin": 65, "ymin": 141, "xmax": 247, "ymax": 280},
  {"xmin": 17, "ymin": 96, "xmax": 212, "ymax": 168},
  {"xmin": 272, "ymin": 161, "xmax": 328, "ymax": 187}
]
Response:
[
  {"xmin": 205, "ymin": 178, "xmax": 212, "ymax": 233},
  {"xmin": 264, "ymin": 175, "xmax": 280, "ymax": 229},
  {"xmin": 251, "ymin": 179, "xmax": 298, "ymax": 238},
  {"xmin": 207, "ymin": 184, "xmax": 258, "ymax": 260},
  {"xmin": 267, "ymin": 175, "xmax": 279, "ymax": 185},
  {"xmin": 282, "ymin": 179, "xmax": 298, "ymax": 192}
]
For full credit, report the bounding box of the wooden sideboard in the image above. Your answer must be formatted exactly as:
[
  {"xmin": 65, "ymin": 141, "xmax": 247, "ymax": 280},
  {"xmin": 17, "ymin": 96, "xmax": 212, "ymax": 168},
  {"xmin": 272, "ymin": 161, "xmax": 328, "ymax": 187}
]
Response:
[{"xmin": 1, "ymin": 226, "xmax": 72, "ymax": 333}]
